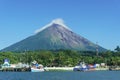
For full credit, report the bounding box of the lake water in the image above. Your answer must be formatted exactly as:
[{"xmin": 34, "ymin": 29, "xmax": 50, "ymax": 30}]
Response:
[{"xmin": 0, "ymin": 71, "xmax": 120, "ymax": 80}]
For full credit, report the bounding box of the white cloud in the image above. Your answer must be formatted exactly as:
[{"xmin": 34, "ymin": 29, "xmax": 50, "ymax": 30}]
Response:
[
  {"xmin": 34, "ymin": 18, "xmax": 71, "ymax": 34},
  {"xmin": 52, "ymin": 18, "xmax": 64, "ymax": 24}
]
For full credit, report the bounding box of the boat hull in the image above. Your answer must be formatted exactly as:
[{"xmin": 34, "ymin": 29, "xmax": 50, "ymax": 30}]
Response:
[
  {"xmin": 31, "ymin": 68, "xmax": 44, "ymax": 72},
  {"xmin": 73, "ymin": 67, "xmax": 88, "ymax": 71}
]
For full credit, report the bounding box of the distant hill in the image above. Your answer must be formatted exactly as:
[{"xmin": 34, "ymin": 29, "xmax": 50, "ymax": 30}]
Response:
[{"xmin": 1, "ymin": 19, "xmax": 106, "ymax": 52}]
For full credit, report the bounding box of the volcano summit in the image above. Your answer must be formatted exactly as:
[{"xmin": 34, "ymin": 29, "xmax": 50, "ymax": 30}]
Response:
[{"xmin": 1, "ymin": 19, "xmax": 106, "ymax": 52}]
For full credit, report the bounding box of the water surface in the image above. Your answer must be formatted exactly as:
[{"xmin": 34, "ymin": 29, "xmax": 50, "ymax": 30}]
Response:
[{"xmin": 0, "ymin": 71, "xmax": 120, "ymax": 80}]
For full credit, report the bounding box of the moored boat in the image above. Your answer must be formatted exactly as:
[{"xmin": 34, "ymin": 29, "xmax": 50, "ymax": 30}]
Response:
[
  {"xmin": 73, "ymin": 62, "xmax": 88, "ymax": 71},
  {"xmin": 31, "ymin": 60, "xmax": 44, "ymax": 72},
  {"xmin": 73, "ymin": 61, "xmax": 96, "ymax": 72},
  {"xmin": 109, "ymin": 66, "xmax": 120, "ymax": 71},
  {"xmin": 31, "ymin": 64, "xmax": 44, "ymax": 72}
]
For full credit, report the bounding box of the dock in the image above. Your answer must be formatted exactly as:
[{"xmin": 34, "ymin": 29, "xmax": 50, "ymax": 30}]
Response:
[{"xmin": 0, "ymin": 67, "xmax": 31, "ymax": 72}]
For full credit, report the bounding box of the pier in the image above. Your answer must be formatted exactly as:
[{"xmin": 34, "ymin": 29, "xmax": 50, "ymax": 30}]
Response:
[{"xmin": 1, "ymin": 67, "xmax": 31, "ymax": 72}]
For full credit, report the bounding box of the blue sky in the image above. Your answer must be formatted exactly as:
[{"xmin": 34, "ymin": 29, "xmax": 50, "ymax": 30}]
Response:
[{"xmin": 0, "ymin": 0, "xmax": 120, "ymax": 50}]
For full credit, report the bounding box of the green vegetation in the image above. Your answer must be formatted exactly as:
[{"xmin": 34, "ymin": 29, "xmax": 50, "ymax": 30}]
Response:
[{"xmin": 0, "ymin": 46, "xmax": 120, "ymax": 67}]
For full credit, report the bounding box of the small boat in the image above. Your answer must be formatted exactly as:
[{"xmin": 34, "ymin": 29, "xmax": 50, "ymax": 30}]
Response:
[
  {"xmin": 73, "ymin": 61, "xmax": 88, "ymax": 71},
  {"xmin": 31, "ymin": 64, "xmax": 44, "ymax": 72},
  {"xmin": 109, "ymin": 66, "xmax": 120, "ymax": 71},
  {"xmin": 73, "ymin": 61, "xmax": 96, "ymax": 72},
  {"xmin": 31, "ymin": 60, "xmax": 44, "ymax": 72}
]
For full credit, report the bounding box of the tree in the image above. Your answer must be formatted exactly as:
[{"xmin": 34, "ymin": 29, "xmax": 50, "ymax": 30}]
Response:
[{"xmin": 115, "ymin": 46, "xmax": 120, "ymax": 52}]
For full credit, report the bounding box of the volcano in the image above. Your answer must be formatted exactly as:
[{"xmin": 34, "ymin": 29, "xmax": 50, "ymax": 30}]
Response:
[{"xmin": 1, "ymin": 19, "xmax": 106, "ymax": 52}]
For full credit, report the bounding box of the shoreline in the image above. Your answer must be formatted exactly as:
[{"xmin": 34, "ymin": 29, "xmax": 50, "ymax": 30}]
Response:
[
  {"xmin": 1, "ymin": 66, "xmax": 120, "ymax": 72},
  {"xmin": 44, "ymin": 67, "xmax": 73, "ymax": 71},
  {"xmin": 44, "ymin": 67, "xmax": 109, "ymax": 71}
]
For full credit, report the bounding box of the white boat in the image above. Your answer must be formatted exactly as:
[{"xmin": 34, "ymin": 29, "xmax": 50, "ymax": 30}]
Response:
[
  {"xmin": 31, "ymin": 67, "xmax": 44, "ymax": 72},
  {"xmin": 73, "ymin": 61, "xmax": 96, "ymax": 71},
  {"xmin": 31, "ymin": 64, "xmax": 44, "ymax": 72},
  {"xmin": 73, "ymin": 61, "xmax": 88, "ymax": 71},
  {"xmin": 31, "ymin": 60, "xmax": 44, "ymax": 72}
]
